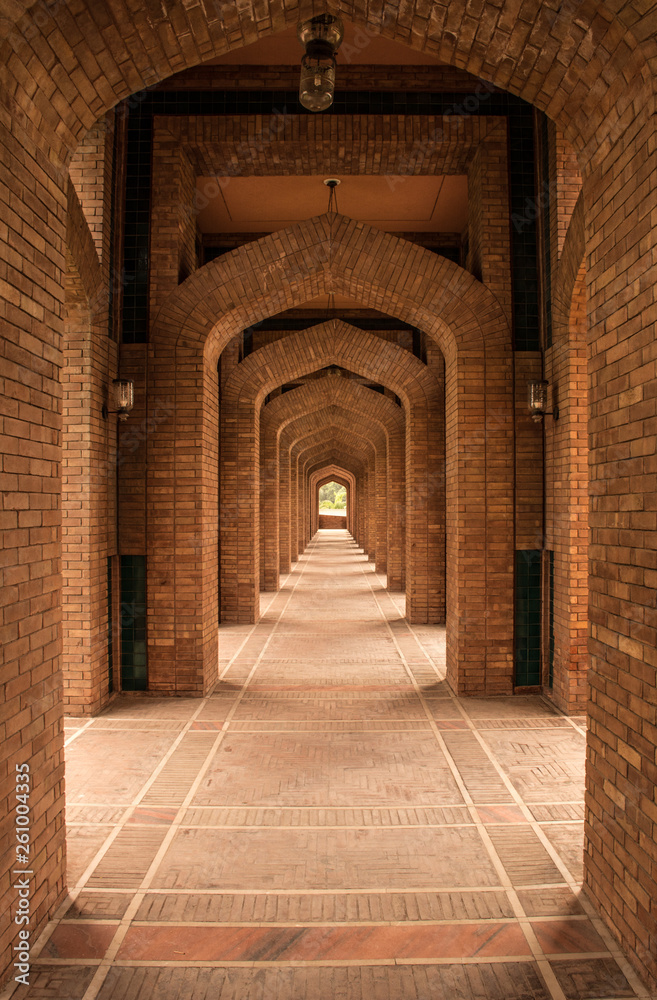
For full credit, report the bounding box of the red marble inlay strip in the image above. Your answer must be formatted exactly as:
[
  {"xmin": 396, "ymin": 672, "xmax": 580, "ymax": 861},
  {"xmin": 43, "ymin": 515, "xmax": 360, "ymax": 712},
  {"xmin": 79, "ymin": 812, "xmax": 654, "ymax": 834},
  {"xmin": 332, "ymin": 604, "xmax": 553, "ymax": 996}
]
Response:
[
  {"xmin": 248, "ymin": 685, "xmax": 416, "ymax": 692},
  {"xmin": 477, "ymin": 805, "xmax": 528, "ymax": 824},
  {"xmin": 531, "ymin": 919, "xmax": 608, "ymax": 954},
  {"xmin": 116, "ymin": 922, "xmax": 531, "ymax": 962},
  {"xmin": 44, "ymin": 923, "xmax": 117, "ymax": 960},
  {"xmin": 127, "ymin": 807, "xmax": 178, "ymax": 825}
]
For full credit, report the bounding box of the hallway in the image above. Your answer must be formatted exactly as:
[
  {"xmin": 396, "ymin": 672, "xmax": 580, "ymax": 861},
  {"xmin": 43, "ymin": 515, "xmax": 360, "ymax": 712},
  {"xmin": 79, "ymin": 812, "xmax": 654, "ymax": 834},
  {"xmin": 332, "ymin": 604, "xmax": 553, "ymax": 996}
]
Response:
[{"xmin": 11, "ymin": 532, "xmax": 649, "ymax": 1000}]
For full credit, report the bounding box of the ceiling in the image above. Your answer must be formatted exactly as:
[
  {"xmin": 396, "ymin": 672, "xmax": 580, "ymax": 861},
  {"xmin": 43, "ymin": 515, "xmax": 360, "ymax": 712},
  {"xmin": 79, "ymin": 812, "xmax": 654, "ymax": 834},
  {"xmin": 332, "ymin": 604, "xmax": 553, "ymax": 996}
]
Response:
[
  {"xmin": 198, "ymin": 23, "xmax": 468, "ymax": 312},
  {"xmin": 208, "ymin": 23, "xmax": 443, "ymax": 66},
  {"xmin": 196, "ymin": 175, "xmax": 468, "ymax": 234}
]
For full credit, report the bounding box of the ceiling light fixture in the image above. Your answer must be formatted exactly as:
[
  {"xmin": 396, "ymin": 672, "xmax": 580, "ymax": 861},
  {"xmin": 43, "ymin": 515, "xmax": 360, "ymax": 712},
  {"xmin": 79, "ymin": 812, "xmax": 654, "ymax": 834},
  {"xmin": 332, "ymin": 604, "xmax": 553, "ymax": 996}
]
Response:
[
  {"xmin": 323, "ymin": 176, "xmax": 340, "ymax": 213},
  {"xmin": 297, "ymin": 14, "xmax": 344, "ymax": 112}
]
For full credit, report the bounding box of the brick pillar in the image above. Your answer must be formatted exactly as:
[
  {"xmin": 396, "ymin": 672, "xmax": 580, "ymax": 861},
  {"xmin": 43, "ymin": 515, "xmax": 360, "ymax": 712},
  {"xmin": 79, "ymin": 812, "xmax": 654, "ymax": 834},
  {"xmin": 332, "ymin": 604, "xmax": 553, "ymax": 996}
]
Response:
[
  {"xmin": 62, "ymin": 181, "xmax": 118, "ymax": 715},
  {"xmin": 219, "ymin": 394, "xmax": 259, "ymax": 623},
  {"xmin": 290, "ymin": 453, "xmax": 299, "ymax": 563},
  {"xmin": 546, "ymin": 260, "xmax": 589, "ymax": 712},
  {"xmin": 386, "ymin": 425, "xmax": 405, "ymax": 591},
  {"xmin": 444, "ymin": 349, "xmax": 515, "ymax": 695},
  {"xmin": 61, "ymin": 292, "xmax": 117, "ymax": 715},
  {"xmin": 583, "ymin": 119, "xmax": 657, "ymax": 987},
  {"xmin": 0, "ymin": 116, "xmax": 67, "ymax": 989},
  {"xmin": 259, "ymin": 418, "xmax": 280, "ymax": 591},
  {"xmin": 405, "ymin": 392, "xmax": 446, "ymax": 624},
  {"xmin": 148, "ymin": 349, "xmax": 220, "ymax": 675},
  {"xmin": 150, "ymin": 130, "xmax": 197, "ymax": 315},
  {"xmin": 374, "ymin": 450, "xmax": 387, "ymax": 574},
  {"xmin": 279, "ymin": 448, "xmax": 292, "ymax": 575}
]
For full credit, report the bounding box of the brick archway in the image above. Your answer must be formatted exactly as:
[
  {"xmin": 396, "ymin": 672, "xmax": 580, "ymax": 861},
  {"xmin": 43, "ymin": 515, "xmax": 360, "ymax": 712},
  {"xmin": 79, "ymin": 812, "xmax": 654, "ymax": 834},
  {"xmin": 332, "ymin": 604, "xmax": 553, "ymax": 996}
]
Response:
[
  {"xmin": 311, "ymin": 469, "xmax": 355, "ymax": 536},
  {"xmin": 292, "ymin": 423, "xmax": 379, "ymax": 570},
  {"xmin": 1, "ymin": 0, "xmax": 653, "ymax": 177},
  {"xmin": 261, "ymin": 376, "xmax": 406, "ymax": 591},
  {"xmin": 280, "ymin": 423, "xmax": 376, "ymax": 561},
  {"xmin": 149, "ymin": 215, "xmax": 513, "ymax": 696},
  {"xmin": 216, "ymin": 315, "xmax": 443, "ymax": 626},
  {"xmin": 309, "ymin": 463, "xmax": 360, "ymax": 553}
]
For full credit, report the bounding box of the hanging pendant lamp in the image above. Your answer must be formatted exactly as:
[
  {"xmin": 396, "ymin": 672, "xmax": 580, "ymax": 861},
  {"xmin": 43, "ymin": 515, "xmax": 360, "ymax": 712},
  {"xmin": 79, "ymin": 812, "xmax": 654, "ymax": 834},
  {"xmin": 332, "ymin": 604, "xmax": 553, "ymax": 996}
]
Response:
[{"xmin": 297, "ymin": 14, "xmax": 344, "ymax": 112}]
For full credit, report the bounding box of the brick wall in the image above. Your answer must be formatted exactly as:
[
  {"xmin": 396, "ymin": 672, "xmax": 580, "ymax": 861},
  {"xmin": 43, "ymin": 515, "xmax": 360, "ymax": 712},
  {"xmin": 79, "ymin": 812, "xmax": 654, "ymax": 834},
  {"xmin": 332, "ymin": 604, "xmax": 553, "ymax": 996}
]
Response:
[
  {"xmin": 319, "ymin": 513, "xmax": 347, "ymax": 529},
  {"xmin": 62, "ymin": 182, "xmax": 117, "ymax": 715}
]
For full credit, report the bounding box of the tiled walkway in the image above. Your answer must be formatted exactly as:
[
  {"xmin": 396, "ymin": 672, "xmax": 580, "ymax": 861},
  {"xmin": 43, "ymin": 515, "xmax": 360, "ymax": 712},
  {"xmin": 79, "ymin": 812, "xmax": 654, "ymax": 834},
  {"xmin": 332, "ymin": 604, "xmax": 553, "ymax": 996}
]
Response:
[{"xmin": 6, "ymin": 531, "xmax": 654, "ymax": 1000}]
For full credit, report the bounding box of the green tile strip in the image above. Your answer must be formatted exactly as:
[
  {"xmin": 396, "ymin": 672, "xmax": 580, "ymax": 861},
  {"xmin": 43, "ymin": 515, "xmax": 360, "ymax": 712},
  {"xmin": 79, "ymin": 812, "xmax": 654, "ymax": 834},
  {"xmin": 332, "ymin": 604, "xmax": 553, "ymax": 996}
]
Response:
[
  {"xmin": 107, "ymin": 556, "xmax": 114, "ymax": 694},
  {"xmin": 548, "ymin": 550, "xmax": 554, "ymax": 689},
  {"xmin": 120, "ymin": 555, "xmax": 148, "ymax": 691},
  {"xmin": 515, "ymin": 550, "xmax": 541, "ymax": 686}
]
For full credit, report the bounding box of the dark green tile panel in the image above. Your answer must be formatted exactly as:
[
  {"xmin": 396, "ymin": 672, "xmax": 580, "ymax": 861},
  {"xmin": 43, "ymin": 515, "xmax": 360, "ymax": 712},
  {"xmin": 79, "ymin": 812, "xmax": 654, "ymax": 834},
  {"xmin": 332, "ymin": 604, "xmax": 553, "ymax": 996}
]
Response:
[
  {"xmin": 516, "ymin": 549, "xmax": 542, "ymax": 686},
  {"xmin": 548, "ymin": 549, "xmax": 555, "ymax": 689},
  {"xmin": 120, "ymin": 555, "xmax": 148, "ymax": 691},
  {"xmin": 107, "ymin": 557, "xmax": 114, "ymax": 695}
]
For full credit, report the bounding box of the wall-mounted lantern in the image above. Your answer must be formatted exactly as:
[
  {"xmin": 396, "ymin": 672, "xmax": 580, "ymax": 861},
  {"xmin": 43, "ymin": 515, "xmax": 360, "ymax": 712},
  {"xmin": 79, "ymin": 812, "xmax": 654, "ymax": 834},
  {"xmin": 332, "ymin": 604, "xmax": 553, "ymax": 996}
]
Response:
[
  {"xmin": 528, "ymin": 380, "xmax": 558, "ymax": 422},
  {"xmin": 102, "ymin": 379, "xmax": 134, "ymax": 421}
]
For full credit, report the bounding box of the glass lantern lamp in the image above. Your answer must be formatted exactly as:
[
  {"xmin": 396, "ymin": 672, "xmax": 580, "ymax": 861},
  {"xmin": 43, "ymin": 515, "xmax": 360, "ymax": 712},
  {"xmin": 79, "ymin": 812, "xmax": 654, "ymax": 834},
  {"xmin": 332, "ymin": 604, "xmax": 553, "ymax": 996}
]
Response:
[
  {"xmin": 103, "ymin": 379, "xmax": 134, "ymax": 421},
  {"xmin": 297, "ymin": 14, "xmax": 344, "ymax": 112},
  {"xmin": 528, "ymin": 380, "xmax": 558, "ymax": 422}
]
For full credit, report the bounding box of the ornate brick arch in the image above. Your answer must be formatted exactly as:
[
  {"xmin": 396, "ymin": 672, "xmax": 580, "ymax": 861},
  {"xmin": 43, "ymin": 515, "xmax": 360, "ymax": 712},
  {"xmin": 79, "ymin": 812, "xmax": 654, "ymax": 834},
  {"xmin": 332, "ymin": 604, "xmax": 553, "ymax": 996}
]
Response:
[
  {"xmin": 150, "ymin": 229, "xmax": 512, "ymax": 694},
  {"xmin": 2, "ymin": 1, "xmax": 657, "ymax": 987},
  {"xmin": 297, "ymin": 431, "xmax": 381, "ymax": 562},
  {"xmin": 309, "ymin": 462, "xmax": 361, "ymax": 559},
  {"xmin": 281, "ymin": 449, "xmax": 366, "ymax": 575},
  {"xmin": 218, "ymin": 320, "xmax": 448, "ymax": 628},
  {"xmin": 272, "ymin": 418, "xmax": 380, "ymax": 591},
  {"xmin": 154, "ymin": 213, "xmax": 507, "ymax": 365},
  {"xmin": 151, "ymin": 222, "xmax": 497, "ymax": 697},
  {"xmin": 288, "ymin": 402, "xmax": 402, "ymax": 579},
  {"xmin": 1, "ymin": 0, "xmax": 653, "ymax": 177},
  {"xmin": 261, "ymin": 376, "xmax": 405, "ymax": 590},
  {"xmin": 311, "ymin": 468, "xmax": 356, "ymax": 536}
]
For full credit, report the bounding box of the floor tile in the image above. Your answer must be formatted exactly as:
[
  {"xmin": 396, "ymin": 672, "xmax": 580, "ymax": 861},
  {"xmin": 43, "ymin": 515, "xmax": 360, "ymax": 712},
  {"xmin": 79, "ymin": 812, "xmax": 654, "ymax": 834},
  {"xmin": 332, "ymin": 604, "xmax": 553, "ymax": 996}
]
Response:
[{"xmin": 25, "ymin": 531, "xmax": 646, "ymax": 1000}]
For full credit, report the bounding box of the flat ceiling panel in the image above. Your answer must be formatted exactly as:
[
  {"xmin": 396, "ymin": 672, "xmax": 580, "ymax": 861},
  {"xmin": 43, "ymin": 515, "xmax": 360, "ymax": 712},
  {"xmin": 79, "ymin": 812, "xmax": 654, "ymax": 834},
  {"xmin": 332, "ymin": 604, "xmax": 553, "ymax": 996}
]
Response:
[{"xmin": 197, "ymin": 175, "xmax": 468, "ymax": 234}]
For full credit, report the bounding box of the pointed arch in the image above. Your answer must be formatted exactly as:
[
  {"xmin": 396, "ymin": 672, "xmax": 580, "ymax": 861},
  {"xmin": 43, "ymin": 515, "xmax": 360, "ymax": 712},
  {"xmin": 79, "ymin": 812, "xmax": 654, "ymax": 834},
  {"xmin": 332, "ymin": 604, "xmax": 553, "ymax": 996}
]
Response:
[
  {"xmin": 261, "ymin": 376, "xmax": 405, "ymax": 590},
  {"xmin": 146, "ymin": 213, "xmax": 514, "ymax": 698}
]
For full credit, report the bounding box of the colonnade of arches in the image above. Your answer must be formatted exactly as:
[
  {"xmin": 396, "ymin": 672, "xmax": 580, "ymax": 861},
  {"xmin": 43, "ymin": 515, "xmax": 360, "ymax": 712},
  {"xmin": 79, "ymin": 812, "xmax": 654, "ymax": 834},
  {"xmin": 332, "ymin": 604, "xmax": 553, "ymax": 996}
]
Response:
[
  {"xmin": 151, "ymin": 220, "xmax": 515, "ymax": 699},
  {"xmin": 2, "ymin": 0, "xmax": 657, "ymax": 988},
  {"xmin": 259, "ymin": 373, "xmax": 406, "ymax": 593}
]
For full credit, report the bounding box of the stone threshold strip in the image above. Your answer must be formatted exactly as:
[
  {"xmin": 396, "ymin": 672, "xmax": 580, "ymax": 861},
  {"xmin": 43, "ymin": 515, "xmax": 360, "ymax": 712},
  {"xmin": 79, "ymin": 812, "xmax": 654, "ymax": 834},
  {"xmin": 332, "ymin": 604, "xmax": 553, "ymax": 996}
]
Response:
[
  {"xmin": 2, "ymin": 532, "xmax": 652, "ymax": 1000},
  {"xmin": 363, "ymin": 573, "xmax": 652, "ymax": 1000}
]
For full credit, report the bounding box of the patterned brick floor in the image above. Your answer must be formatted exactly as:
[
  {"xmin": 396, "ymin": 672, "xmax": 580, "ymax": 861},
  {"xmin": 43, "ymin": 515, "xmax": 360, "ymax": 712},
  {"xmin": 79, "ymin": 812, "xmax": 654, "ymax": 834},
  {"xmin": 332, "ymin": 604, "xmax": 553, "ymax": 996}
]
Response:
[{"xmin": 3, "ymin": 531, "xmax": 655, "ymax": 1000}]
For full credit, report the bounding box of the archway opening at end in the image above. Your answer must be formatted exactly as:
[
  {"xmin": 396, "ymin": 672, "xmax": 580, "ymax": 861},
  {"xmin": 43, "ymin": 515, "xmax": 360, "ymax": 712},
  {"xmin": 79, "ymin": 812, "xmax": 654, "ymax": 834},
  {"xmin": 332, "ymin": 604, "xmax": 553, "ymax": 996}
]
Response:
[{"xmin": 318, "ymin": 481, "xmax": 347, "ymax": 516}]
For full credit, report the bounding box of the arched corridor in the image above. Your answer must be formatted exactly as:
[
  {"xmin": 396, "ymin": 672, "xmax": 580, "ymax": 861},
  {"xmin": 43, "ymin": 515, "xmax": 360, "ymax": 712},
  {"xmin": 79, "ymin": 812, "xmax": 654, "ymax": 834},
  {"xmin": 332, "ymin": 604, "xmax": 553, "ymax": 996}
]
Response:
[
  {"xmin": 2, "ymin": 0, "xmax": 657, "ymax": 992},
  {"xmin": 12, "ymin": 531, "xmax": 643, "ymax": 1000}
]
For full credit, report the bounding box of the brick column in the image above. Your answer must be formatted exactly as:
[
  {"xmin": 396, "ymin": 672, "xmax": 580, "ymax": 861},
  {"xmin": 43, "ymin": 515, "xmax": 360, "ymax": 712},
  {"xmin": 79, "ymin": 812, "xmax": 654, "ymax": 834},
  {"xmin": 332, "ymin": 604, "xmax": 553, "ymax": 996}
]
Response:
[{"xmin": 583, "ymin": 118, "xmax": 657, "ymax": 986}]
